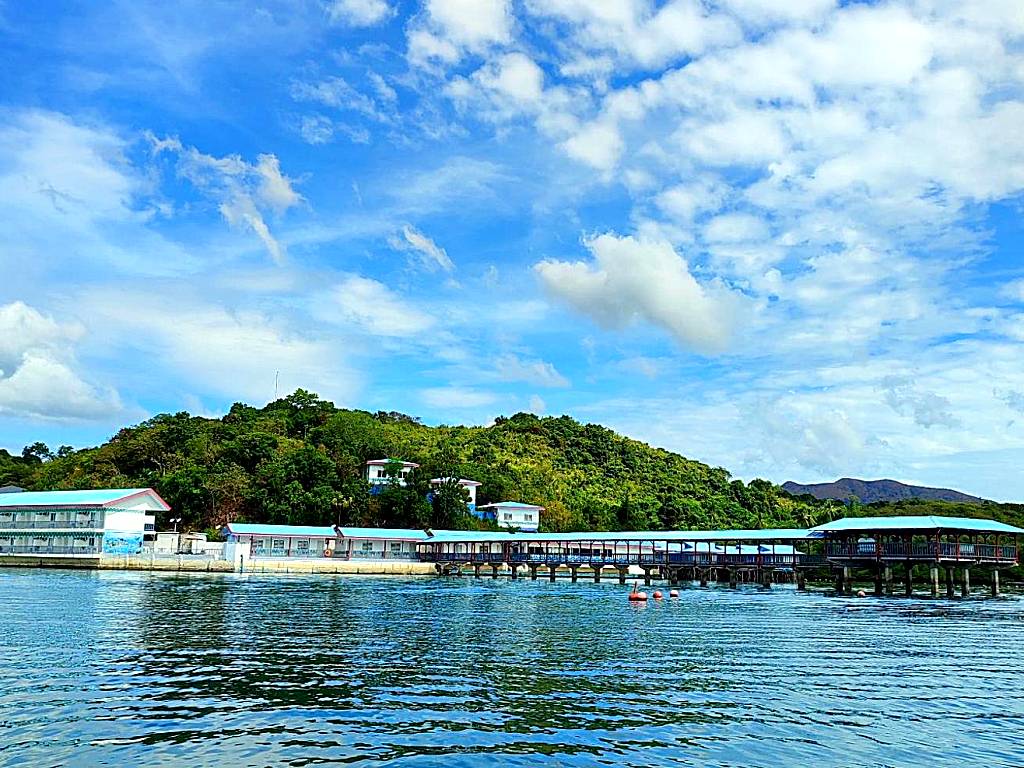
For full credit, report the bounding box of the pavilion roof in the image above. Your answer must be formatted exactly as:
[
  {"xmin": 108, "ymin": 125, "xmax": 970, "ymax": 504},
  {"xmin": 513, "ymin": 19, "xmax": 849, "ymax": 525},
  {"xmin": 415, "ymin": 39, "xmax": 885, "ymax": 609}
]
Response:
[{"xmin": 811, "ymin": 516, "xmax": 1024, "ymax": 535}]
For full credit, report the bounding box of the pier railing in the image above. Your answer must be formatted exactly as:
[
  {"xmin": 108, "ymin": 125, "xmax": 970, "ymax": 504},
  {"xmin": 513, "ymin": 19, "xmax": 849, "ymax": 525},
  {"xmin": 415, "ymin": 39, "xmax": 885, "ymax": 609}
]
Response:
[
  {"xmin": 824, "ymin": 541, "xmax": 1017, "ymax": 563},
  {"xmin": 422, "ymin": 552, "xmax": 802, "ymax": 567}
]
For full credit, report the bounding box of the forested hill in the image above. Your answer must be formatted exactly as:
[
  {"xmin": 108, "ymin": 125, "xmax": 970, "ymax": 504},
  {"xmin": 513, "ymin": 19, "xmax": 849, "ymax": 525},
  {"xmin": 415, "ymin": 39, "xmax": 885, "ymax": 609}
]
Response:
[{"xmin": 1, "ymin": 390, "xmax": 1021, "ymax": 535}]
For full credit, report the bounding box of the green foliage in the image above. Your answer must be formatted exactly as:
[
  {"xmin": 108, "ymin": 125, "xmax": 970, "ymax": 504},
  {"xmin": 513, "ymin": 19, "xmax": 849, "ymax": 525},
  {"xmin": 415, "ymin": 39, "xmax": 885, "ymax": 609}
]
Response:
[{"xmin": 12, "ymin": 390, "xmax": 1021, "ymax": 533}]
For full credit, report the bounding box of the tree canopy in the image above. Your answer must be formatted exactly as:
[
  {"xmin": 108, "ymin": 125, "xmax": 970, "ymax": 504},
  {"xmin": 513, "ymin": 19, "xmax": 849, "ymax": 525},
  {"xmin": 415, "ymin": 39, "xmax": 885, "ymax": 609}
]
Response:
[{"xmin": 7, "ymin": 390, "xmax": 1021, "ymax": 535}]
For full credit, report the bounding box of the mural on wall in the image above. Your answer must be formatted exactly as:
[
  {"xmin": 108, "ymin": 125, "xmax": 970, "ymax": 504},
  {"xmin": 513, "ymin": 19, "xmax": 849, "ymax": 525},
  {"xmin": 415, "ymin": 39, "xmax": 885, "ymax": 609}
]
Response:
[{"xmin": 102, "ymin": 532, "xmax": 143, "ymax": 555}]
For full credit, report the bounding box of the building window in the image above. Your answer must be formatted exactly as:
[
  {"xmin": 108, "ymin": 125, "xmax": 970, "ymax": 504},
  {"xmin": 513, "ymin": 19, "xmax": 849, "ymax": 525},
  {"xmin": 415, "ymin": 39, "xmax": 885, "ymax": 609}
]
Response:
[
  {"xmin": 390, "ymin": 542, "xmax": 402, "ymax": 553},
  {"xmin": 524, "ymin": 514, "xmax": 532, "ymax": 521},
  {"xmin": 504, "ymin": 513, "xmax": 513, "ymax": 521},
  {"xmin": 271, "ymin": 539, "xmax": 286, "ymax": 553},
  {"xmin": 296, "ymin": 539, "xmax": 310, "ymax": 552},
  {"xmin": 361, "ymin": 541, "xmax": 373, "ymax": 552}
]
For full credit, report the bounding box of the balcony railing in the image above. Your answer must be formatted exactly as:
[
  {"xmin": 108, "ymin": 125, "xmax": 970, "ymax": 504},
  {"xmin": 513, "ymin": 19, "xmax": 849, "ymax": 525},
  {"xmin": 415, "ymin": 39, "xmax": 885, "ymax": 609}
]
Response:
[
  {"xmin": 0, "ymin": 519, "xmax": 100, "ymax": 530},
  {"xmin": 0, "ymin": 545, "xmax": 99, "ymax": 555}
]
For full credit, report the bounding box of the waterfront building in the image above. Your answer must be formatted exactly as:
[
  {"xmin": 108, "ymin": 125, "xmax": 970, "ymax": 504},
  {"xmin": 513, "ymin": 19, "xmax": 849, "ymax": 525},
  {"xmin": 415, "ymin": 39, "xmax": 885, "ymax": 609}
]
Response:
[
  {"xmin": 429, "ymin": 477, "xmax": 481, "ymax": 514},
  {"xmin": 366, "ymin": 459, "xmax": 419, "ymax": 489},
  {"xmin": 478, "ymin": 501, "xmax": 543, "ymax": 532},
  {"xmin": 0, "ymin": 488, "xmax": 171, "ymax": 559},
  {"xmin": 223, "ymin": 523, "xmax": 444, "ymax": 564}
]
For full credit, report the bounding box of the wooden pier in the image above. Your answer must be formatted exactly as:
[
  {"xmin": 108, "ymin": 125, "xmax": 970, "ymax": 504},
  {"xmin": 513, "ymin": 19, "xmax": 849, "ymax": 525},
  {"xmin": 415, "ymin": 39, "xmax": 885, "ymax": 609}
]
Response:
[{"xmin": 416, "ymin": 515, "xmax": 1022, "ymax": 597}]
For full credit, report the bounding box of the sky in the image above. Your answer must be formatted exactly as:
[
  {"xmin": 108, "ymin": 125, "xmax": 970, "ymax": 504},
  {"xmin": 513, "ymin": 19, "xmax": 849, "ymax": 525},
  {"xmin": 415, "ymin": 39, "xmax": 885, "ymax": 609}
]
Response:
[{"xmin": 1, "ymin": 0, "xmax": 1023, "ymax": 500}]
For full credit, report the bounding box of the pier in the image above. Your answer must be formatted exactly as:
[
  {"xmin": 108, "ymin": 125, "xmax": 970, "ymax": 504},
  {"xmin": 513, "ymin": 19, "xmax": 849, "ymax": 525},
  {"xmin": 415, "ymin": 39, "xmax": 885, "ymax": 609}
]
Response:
[{"xmin": 416, "ymin": 516, "xmax": 1022, "ymax": 597}]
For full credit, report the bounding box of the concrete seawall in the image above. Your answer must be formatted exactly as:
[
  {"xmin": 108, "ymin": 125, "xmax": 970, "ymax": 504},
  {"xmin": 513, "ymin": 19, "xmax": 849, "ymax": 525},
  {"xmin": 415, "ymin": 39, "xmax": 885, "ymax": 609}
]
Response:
[{"xmin": 1, "ymin": 554, "xmax": 437, "ymax": 575}]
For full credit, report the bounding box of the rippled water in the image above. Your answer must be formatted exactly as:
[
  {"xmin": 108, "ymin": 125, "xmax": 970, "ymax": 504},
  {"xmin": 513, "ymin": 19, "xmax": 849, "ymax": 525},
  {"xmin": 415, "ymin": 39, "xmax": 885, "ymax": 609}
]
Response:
[{"xmin": 2, "ymin": 570, "xmax": 1023, "ymax": 767}]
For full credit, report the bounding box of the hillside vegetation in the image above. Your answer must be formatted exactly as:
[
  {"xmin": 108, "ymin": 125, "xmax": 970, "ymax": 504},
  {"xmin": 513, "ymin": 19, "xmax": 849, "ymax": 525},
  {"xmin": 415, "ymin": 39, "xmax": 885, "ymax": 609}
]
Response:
[{"xmin": 2, "ymin": 390, "xmax": 1021, "ymax": 535}]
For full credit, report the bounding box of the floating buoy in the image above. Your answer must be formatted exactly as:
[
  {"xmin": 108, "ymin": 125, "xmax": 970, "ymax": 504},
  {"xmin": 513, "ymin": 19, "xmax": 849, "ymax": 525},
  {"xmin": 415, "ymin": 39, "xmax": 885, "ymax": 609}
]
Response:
[
  {"xmin": 628, "ymin": 581, "xmax": 648, "ymax": 602},
  {"xmin": 856, "ymin": 590, "xmax": 866, "ymax": 598},
  {"xmin": 653, "ymin": 590, "xmax": 663, "ymax": 599},
  {"xmin": 669, "ymin": 590, "xmax": 679, "ymax": 598}
]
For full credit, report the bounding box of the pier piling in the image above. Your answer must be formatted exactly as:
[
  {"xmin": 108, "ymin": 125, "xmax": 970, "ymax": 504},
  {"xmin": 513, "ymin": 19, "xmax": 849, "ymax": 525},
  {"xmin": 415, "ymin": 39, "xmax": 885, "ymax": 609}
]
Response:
[
  {"xmin": 548, "ymin": 565, "xmax": 558, "ymax": 582},
  {"xmin": 945, "ymin": 566, "xmax": 954, "ymax": 598},
  {"xmin": 991, "ymin": 569, "xmax": 999, "ymax": 597},
  {"xmin": 904, "ymin": 564, "xmax": 913, "ymax": 597},
  {"xmin": 930, "ymin": 565, "xmax": 939, "ymax": 598},
  {"xmin": 593, "ymin": 566, "xmax": 602, "ymax": 583},
  {"xmin": 961, "ymin": 566, "xmax": 970, "ymax": 597},
  {"xmin": 570, "ymin": 566, "xmax": 578, "ymax": 583}
]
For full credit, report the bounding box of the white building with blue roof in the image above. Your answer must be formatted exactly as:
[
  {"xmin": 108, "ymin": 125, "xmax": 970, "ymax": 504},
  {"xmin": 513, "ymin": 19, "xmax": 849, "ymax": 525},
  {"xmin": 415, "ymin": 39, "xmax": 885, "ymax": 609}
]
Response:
[{"xmin": 0, "ymin": 488, "xmax": 171, "ymax": 560}]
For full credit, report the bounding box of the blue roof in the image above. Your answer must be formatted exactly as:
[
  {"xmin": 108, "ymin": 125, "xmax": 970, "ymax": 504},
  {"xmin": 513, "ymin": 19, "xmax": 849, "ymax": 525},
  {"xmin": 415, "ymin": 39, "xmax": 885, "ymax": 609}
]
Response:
[
  {"xmin": 0, "ymin": 488, "xmax": 168, "ymax": 509},
  {"xmin": 812, "ymin": 516, "xmax": 1024, "ymax": 534},
  {"xmin": 226, "ymin": 523, "xmax": 337, "ymax": 537},
  {"xmin": 226, "ymin": 523, "xmax": 448, "ymax": 540},
  {"xmin": 420, "ymin": 528, "xmax": 812, "ymax": 544}
]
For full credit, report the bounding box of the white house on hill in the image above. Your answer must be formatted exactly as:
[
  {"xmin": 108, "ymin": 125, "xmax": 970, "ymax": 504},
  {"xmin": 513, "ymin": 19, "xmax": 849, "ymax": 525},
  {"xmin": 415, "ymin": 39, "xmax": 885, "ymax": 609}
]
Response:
[
  {"xmin": 478, "ymin": 501, "xmax": 543, "ymax": 532},
  {"xmin": 365, "ymin": 459, "xmax": 419, "ymax": 488}
]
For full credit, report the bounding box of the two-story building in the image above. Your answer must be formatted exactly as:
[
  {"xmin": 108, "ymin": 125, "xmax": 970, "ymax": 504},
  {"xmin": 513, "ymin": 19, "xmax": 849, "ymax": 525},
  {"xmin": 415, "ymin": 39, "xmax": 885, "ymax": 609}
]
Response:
[
  {"xmin": 365, "ymin": 459, "xmax": 419, "ymax": 490},
  {"xmin": 478, "ymin": 501, "xmax": 543, "ymax": 532},
  {"xmin": 0, "ymin": 488, "xmax": 171, "ymax": 560}
]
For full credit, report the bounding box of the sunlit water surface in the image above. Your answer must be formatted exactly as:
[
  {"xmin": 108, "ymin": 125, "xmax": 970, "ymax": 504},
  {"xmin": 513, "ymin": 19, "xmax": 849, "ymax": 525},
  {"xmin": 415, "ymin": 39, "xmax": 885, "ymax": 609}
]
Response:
[{"xmin": 1, "ymin": 569, "xmax": 1023, "ymax": 767}]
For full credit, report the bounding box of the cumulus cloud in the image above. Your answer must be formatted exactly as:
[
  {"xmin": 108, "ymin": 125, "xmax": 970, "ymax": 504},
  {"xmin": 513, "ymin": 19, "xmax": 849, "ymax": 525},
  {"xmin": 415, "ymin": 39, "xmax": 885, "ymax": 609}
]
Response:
[
  {"xmin": 149, "ymin": 135, "xmax": 301, "ymax": 264},
  {"xmin": 330, "ymin": 276, "xmax": 435, "ymax": 337},
  {"xmin": 535, "ymin": 234, "xmax": 741, "ymax": 352},
  {"xmin": 0, "ymin": 302, "xmax": 120, "ymax": 421},
  {"xmin": 327, "ymin": 0, "xmax": 392, "ymax": 26},
  {"xmin": 409, "ymin": 0, "xmax": 511, "ymax": 65}
]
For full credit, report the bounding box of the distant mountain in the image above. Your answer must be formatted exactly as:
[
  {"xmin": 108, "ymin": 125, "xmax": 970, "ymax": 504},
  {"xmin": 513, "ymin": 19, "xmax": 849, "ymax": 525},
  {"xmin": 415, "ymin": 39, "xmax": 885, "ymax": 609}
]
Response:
[{"xmin": 781, "ymin": 478, "xmax": 987, "ymax": 505}]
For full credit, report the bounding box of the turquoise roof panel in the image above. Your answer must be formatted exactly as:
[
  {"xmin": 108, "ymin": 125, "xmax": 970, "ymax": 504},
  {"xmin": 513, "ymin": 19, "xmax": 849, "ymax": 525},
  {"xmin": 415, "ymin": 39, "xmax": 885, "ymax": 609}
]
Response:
[
  {"xmin": 418, "ymin": 528, "xmax": 812, "ymax": 544},
  {"xmin": 226, "ymin": 523, "xmax": 338, "ymax": 538},
  {"xmin": 811, "ymin": 516, "xmax": 1024, "ymax": 534},
  {"xmin": 0, "ymin": 488, "xmax": 169, "ymax": 509}
]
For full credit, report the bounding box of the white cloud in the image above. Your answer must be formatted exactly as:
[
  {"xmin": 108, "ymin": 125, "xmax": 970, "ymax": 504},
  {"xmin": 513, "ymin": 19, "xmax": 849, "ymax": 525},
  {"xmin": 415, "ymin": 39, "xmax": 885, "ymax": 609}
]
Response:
[
  {"xmin": 425, "ymin": 0, "xmax": 511, "ymax": 49},
  {"xmin": 493, "ymin": 353, "xmax": 570, "ymax": 387},
  {"xmin": 80, "ymin": 293, "xmax": 358, "ymax": 405},
  {"xmin": 528, "ymin": 394, "xmax": 547, "ymax": 413},
  {"xmin": 562, "ymin": 121, "xmax": 623, "ymax": 171},
  {"xmin": 525, "ymin": 0, "xmax": 741, "ymax": 70},
  {"xmin": 0, "ymin": 302, "xmax": 120, "ymax": 421},
  {"xmin": 394, "ymin": 226, "xmax": 455, "ymax": 272},
  {"xmin": 534, "ymin": 233, "xmax": 741, "ymax": 352},
  {"xmin": 421, "ymin": 386, "xmax": 497, "ymax": 408},
  {"xmin": 881, "ymin": 376, "xmax": 962, "ymax": 429},
  {"xmin": 150, "ymin": 136, "xmax": 302, "ymax": 265},
  {"xmin": 1001, "ymin": 279, "xmax": 1024, "ymax": 303},
  {"xmin": 327, "ymin": 0, "xmax": 392, "ymax": 27},
  {"xmin": 330, "ymin": 276, "xmax": 435, "ymax": 337}
]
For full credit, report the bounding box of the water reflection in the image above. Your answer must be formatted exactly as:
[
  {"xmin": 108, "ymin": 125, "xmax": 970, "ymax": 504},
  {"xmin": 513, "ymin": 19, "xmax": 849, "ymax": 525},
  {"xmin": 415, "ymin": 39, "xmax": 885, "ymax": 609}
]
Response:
[{"xmin": 1, "ymin": 570, "xmax": 1023, "ymax": 767}]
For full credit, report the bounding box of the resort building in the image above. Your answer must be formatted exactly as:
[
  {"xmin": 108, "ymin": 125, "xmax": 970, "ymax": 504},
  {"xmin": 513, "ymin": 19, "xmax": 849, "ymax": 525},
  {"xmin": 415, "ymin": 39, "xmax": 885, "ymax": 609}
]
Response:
[
  {"xmin": 430, "ymin": 477, "xmax": 481, "ymax": 513},
  {"xmin": 0, "ymin": 488, "xmax": 171, "ymax": 559},
  {"xmin": 223, "ymin": 523, "xmax": 443, "ymax": 565},
  {"xmin": 478, "ymin": 501, "xmax": 543, "ymax": 532},
  {"xmin": 366, "ymin": 459, "xmax": 419, "ymax": 488}
]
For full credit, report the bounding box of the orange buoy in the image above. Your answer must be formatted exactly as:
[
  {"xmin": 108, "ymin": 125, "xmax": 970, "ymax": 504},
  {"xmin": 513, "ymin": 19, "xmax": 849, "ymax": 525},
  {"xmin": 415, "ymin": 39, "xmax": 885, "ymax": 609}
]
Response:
[
  {"xmin": 856, "ymin": 590, "xmax": 866, "ymax": 598},
  {"xmin": 628, "ymin": 581, "xmax": 648, "ymax": 602},
  {"xmin": 669, "ymin": 590, "xmax": 679, "ymax": 598},
  {"xmin": 653, "ymin": 590, "xmax": 663, "ymax": 599}
]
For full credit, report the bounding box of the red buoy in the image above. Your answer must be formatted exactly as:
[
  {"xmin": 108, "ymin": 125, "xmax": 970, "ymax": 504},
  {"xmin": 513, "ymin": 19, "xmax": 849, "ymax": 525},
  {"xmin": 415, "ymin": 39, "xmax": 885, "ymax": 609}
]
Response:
[
  {"xmin": 653, "ymin": 590, "xmax": 663, "ymax": 599},
  {"xmin": 628, "ymin": 581, "xmax": 648, "ymax": 602}
]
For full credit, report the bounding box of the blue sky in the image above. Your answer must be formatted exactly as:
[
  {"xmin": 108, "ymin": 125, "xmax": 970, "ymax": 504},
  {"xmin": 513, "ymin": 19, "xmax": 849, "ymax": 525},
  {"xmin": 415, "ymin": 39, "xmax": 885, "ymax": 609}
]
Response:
[{"xmin": 1, "ymin": 0, "xmax": 1024, "ymax": 499}]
